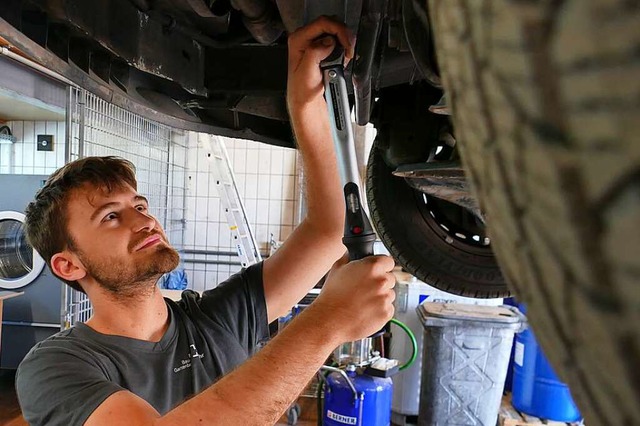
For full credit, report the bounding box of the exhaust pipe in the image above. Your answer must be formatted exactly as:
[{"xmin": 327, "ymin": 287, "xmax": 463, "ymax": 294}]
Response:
[{"xmin": 230, "ymin": 0, "xmax": 283, "ymax": 44}]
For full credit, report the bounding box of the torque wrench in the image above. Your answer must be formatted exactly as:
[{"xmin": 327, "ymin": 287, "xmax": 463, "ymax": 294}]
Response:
[{"xmin": 320, "ymin": 43, "xmax": 376, "ymax": 261}]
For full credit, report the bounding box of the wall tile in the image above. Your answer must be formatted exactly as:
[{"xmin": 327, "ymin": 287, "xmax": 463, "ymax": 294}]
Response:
[
  {"xmin": 232, "ymin": 147, "xmax": 246, "ymax": 174},
  {"xmin": 244, "ymin": 174, "xmax": 258, "ymax": 199},
  {"xmin": 270, "ymin": 149, "xmax": 283, "ymax": 174},
  {"xmin": 268, "ymin": 200, "xmax": 281, "ymax": 226},
  {"xmin": 256, "ymin": 199, "xmax": 269, "ymax": 224},
  {"xmin": 281, "ymin": 200, "xmax": 295, "ymax": 226},
  {"xmin": 246, "ymin": 149, "xmax": 259, "ymax": 173},
  {"xmin": 257, "ymin": 175, "xmax": 270, "ymax": 199},
  {"xmin": 258, "ymin": 148, "xmax": 271, "ymax": 174},
  {"xmin": 269, "ymin": 175, "xmax": 283, "ymax": 200},
  {"xmin": 181, "ymin": 134, "xmax": 302, "ymax": 292},
  {"xmin": 3, "ymin": 121, "xmax": 65, "ymax": 174}
]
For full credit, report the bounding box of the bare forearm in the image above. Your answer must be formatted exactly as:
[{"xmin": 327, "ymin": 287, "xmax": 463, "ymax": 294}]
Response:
[
  {"xmin": 289, "ymin": 99, "xmax": 344, "ymax": 233},
  {"xmin": 159, "ymin": 304, "xmax": 339, "ymax": 425},
  {"xmin": 258, "ymin": 100, "xmax": 347, "ymax": 318},
  {"xmin": 258, "ymin": 99, "xmax": 347, "ymax": 318},
  {"xmin": 260, "ymin": 19, "xmax": 353, "ymax": 320}
]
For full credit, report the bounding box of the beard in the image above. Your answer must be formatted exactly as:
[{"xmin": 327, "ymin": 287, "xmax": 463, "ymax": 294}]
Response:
[{"xmin": 77, "ymin": 240, "xmax": 180, "ymax": 300}]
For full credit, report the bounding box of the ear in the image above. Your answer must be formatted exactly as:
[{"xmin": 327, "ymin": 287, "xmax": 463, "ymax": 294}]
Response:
[{"xmin": 51, "ymin": 251, "xmax": 87, "ymax": 282}]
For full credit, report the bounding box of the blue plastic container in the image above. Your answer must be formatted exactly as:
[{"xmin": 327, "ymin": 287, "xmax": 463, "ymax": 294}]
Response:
[
  {"xmin": 324, "ymin": 370, "xmax": 393, "ymax": 426},
  {"xmin": 512, "ymin": 306, "xmax": 582, "ymax": 422},
  {"xmin": 502, "ymin": 297, "xmax": 518, "ymax": 393}
]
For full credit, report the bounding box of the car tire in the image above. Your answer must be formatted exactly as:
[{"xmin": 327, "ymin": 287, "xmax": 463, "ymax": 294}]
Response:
[
  {"xmin": 428, "ymin": 0, "xmax": 640, "ymax": 423},
  {"xmin": 366, "ymin": 143, "xmax": 509, "ymax": 298}
]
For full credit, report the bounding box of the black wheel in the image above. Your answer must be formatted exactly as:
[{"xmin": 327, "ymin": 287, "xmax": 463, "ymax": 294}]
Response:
[
  {"xmin": 286, "ymin": 403, "xmax": 299, "ymax": 425},
  {"xmin": 366, "ymin": 143, "xmax": 508, "ymax": 298},
  {"xmin": 429, "ymin": 0, "xmax": 640, "ymax": 423}
]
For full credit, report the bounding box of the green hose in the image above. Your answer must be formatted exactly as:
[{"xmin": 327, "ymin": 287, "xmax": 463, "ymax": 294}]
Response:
[{"xmin": 390, "ymin": 318, "xmax": 418, "ymax": 371}]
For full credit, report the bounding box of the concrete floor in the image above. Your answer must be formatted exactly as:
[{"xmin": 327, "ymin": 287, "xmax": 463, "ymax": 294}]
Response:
[{"xmin": 0, "ymin": 370, "xmax": 27, "ymax": 426}]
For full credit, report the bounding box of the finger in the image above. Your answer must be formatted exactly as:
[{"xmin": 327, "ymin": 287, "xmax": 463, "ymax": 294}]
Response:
[
  {"xmin": 373, "ymin": 274, "xmax": 395, "ymax": 292},
  {"xmin": 369, "ymin": 255, "xmax": 396, "ymax": 273},
  {"xmin": 378, "ymin": 272, "xmax": 396, "ymax": 290},
  {"xmin": 331, "ymin": 252, "xmax": 350, "ymax": 269},
  {"xmin": 387, "ymin": 273, "xmax": 397, "ymax": 289},
  {"xmin": 345, "ymin": 32, "xmax": 356, "ymax": 61},
  {"xmin": 300, "ymin": 36, "xmax": 337, "ymax": 67},
  {"xmin": 294, "ymin": 16, "xmax": 354, "ymax": 59}
]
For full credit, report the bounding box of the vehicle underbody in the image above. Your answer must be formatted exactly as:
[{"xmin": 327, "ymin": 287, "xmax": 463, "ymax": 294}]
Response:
[
  {"xmin": 0, "ymin": 0, "xmax": 507, "ymax": 297},
  {"xmin": 3, "ymin": 2, "xmax": 639, "ymax": 423}
]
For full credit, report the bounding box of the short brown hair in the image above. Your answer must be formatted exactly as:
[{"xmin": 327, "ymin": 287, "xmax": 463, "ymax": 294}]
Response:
[{"xmin": 24, "ymin": 156, "xmax": 138, "ymax": 293}]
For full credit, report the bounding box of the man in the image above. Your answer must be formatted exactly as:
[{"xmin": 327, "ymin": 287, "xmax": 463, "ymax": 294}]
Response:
[{"xmin": 16, "ymin": 17, "xmax": 396, "ymax": 425}]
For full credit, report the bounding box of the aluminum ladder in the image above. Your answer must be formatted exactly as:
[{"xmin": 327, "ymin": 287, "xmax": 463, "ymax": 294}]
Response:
[{"xmin": 199, "ymin": 134, "xmax": 262, "ymax": 267}]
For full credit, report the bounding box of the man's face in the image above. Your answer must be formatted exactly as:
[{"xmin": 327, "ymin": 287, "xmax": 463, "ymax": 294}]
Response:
[{"xmin": 65, "ymin": 183, "xmax": 179, "ymax": 298}]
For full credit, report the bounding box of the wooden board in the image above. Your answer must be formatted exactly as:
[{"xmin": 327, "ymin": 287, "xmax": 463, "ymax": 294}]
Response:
[{"xmin": 498, "ymin": 394, "xmax": 584, "ymax": 426}]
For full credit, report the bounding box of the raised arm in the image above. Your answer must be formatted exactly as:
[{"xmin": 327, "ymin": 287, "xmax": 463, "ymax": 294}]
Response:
[
  {"xmin": 85, "ymin": 255, "xmax": 396, "ymax": 425},
  {"xmin": 262, "ymin": 17, "xmax": 357, "ymax": 322}
]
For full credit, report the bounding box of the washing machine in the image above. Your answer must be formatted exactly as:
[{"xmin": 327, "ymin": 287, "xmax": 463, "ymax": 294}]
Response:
[{"xmin": 0, "ymin": 174, "xmax": 62, "ymax": 369}]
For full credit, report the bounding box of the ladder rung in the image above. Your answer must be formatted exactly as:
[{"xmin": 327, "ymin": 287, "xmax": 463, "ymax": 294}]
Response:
[{"xmin": 209, "ymin": 136, "xmax": 260, "ymax": 267}]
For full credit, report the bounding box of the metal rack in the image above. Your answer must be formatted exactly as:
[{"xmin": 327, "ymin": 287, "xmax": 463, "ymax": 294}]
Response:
[{"xmin": 62, "ymin": 87, "xmax": 188, "ymax": 328}]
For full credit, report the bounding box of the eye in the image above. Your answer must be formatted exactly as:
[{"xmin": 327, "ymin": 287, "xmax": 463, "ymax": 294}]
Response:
[
  {"xmin": 136, "ymin": 204, "xmax": 148, "ymax": 212},
  {"xmin": 103, "ymin": 212, "xmax": 118, "ymax": 221}
]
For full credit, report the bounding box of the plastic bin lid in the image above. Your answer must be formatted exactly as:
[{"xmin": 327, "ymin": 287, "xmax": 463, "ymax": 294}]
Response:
[{"xmin": 418, "ymin": 302, "xmax": 523, "ymax": 325}]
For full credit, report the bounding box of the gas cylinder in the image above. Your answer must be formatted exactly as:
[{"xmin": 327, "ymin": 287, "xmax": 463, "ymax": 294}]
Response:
[{"xmin": 323, "ymin": 369, "xmax": 393, "ymax": 426}]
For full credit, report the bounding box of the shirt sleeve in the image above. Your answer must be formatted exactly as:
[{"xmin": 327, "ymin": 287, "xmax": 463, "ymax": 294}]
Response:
[
  {"xmin": 195, "ymin": 262, "xmax": 270, "ymax": 355},
  {"xmin": 16, "ymin": 339, "xmax": 123, "ymax": 426}
]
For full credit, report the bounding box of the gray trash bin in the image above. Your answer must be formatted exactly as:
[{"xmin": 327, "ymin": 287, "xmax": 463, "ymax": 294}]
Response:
[{"xmin": 417, "ymin": 302, "xmax": 525, "ymax": 426}]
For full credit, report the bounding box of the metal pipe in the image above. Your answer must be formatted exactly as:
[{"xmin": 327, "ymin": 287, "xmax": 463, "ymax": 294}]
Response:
[
  {"xmin": 2, "ymin": 321, "xmax": 61, "ymax": 328},
  {"xmin": 78, "ymin": 89, "xmax": 86, "ymax": 158},
  {"xmin": 64, "ymin": 86, "xmax": 73, "ymax": 164},
  {"xmin": 231, "ymin": 0, "xmax": 266, "ymax": 18},
  {"xmin": 230, "ymin": 0, "xmax": 283, "ymax": 44},
  {"xmin": 352, "ymin": 0, "xmax": 384, "ymax": 125},
  {"xmin": 182, "ymin": 259, "xmax": 243, "ymax": 266},
  {"xmin": 320, "ymin": 365, "xmax": 359, "ymax": 399},
  {"xmin": 0, "ymin": 46, "xmax": 76, "ymax": 87},
  {"xmin": 181, "ymin": 249, "xmax": 239, "ymax": 256},
  {"xmin": 148, "ymin": 11, "xmax": 250, "ymax": 48}
]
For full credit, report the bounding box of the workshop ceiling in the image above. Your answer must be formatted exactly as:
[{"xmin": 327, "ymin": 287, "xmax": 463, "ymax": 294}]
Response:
[
  {"xmin": 0, "ymin": 42, "xmax": 66, "ymax": 123},
  {"xmin": 0, "ymin": 87, "xmax": 65, "ymax": 122}
]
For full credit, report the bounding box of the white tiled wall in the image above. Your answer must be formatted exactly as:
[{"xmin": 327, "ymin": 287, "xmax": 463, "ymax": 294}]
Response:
[
  {"xmin": 182, "ymin": 132, "xmax": 301, "ymax": 291},
  {"xmin": 0, "ymin": 121, "xmax": 66, "ymax": 174}
]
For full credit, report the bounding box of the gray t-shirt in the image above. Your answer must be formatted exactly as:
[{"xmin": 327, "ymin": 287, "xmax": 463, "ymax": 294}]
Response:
[{"xmin": 16, "ymin": 263, "xmax": 269, "ymax": 426}]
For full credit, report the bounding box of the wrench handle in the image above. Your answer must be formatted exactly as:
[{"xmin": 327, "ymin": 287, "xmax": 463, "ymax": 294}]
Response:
[
  {"xmin": 342, "ymin": 182, "xmax": 376, "ymax": 260},
  {"xmin": 322, "ymin": 47, "xmax": 377, "ymax": 261}
]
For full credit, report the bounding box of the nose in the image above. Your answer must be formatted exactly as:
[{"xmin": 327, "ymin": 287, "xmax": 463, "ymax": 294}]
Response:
[{"xmin": 131, "ymin": 208, "xmax": 156, "ymax": 233}]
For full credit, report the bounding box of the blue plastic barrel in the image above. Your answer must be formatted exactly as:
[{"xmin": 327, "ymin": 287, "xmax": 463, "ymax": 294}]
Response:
[
  {"xmin": 512, "ymin": 305, "xmax": 582, "ymax": 422},
  {"xmin": 502, "ymin": 298, "xmax": 518, "ymax": 393}
]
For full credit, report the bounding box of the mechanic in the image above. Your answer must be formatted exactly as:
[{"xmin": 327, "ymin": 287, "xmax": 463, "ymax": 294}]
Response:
[{"xmin": 15, "ymin": 17, "xmax": 396, "ymax": 426}]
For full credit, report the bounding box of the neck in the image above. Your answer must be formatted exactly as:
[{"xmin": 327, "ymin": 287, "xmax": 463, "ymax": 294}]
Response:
[{"xmin": 85, "ymin": 283, "xmax": 170, "ymax": 342}]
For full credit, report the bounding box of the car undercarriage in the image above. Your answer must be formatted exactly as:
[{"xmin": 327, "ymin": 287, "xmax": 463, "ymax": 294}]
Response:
[{"xmin": 0, "ymin": 0, "xmax": 507, "ymax": 298}]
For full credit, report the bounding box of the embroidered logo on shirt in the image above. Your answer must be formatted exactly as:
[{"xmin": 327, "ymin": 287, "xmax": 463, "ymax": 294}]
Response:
[
  {"xmin": 173, "ymin": 343, "xmax": 205, "ymax": 373},
  {"xmin": 190, "ymin": 344, "xmax": 203, "ymax": 358}
]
